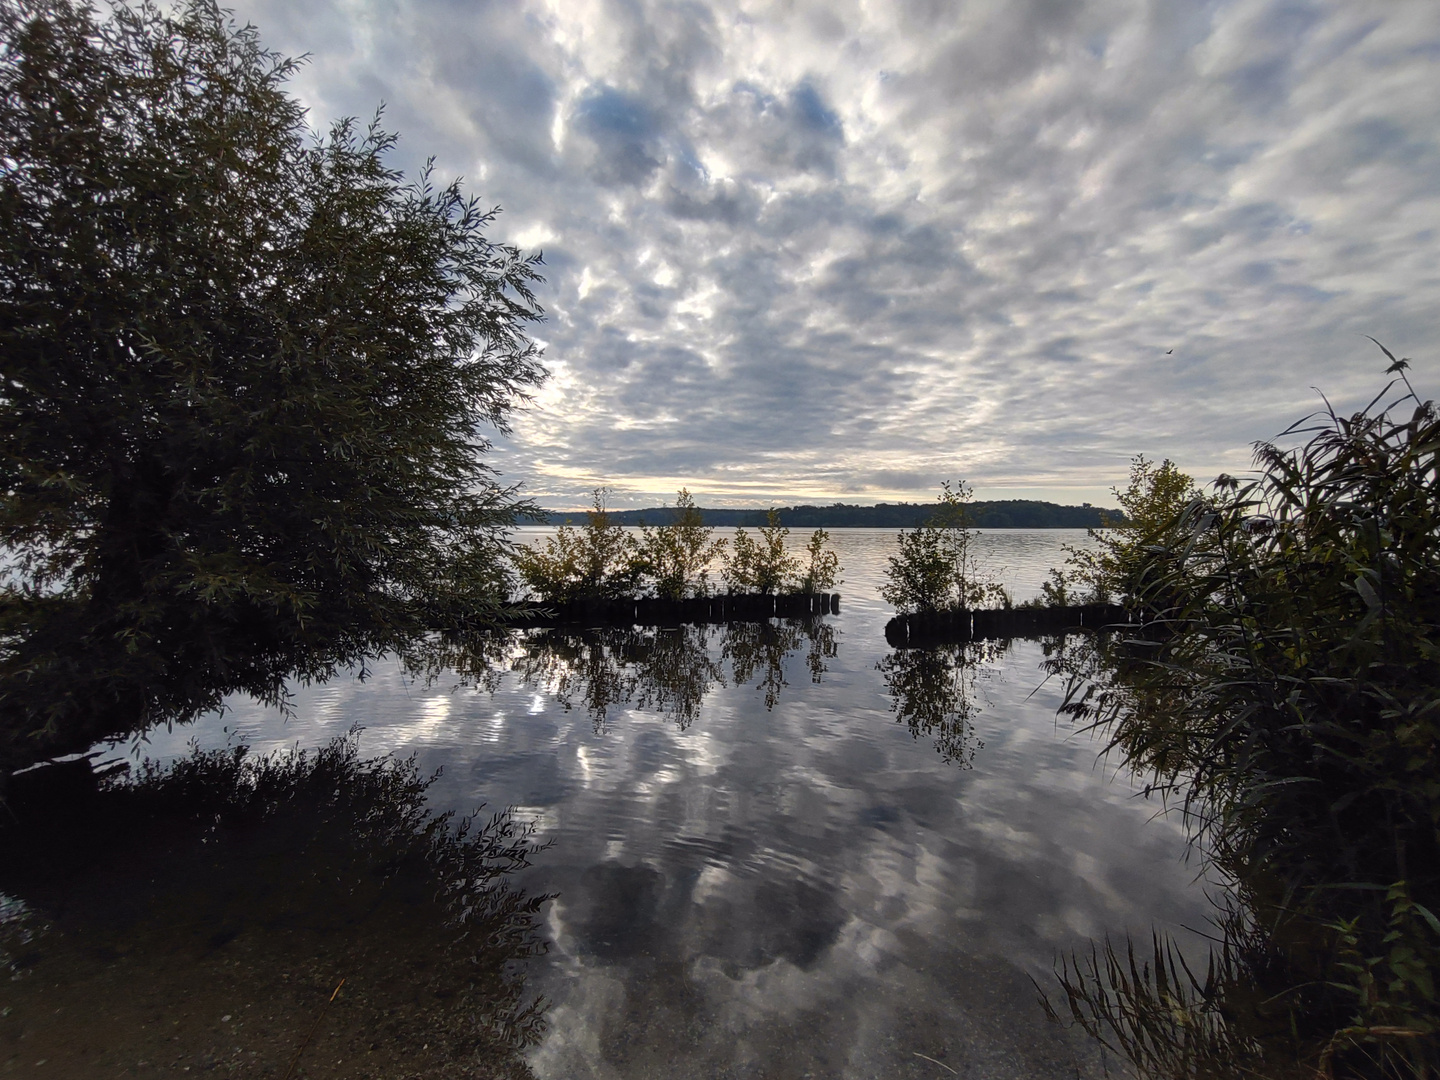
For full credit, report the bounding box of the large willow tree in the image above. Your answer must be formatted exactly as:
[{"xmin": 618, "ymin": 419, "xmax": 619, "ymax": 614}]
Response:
[{"xmin": 0, "ymin": 1, "xmax": 546, "ymax": 773}]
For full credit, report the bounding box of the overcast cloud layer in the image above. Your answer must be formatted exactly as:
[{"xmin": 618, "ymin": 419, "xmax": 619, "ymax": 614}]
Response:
[{"xmin": 231, "ymin": 0, "xmax": 1440, "ymax": 507}]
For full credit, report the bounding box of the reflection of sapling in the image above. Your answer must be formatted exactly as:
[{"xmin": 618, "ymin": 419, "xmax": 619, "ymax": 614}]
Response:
[{"xmin": 877, "ymin": 639, "xmax": 1003, "ymax": 767}]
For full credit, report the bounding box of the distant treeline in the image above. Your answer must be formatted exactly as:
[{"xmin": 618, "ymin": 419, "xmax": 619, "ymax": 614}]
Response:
[{"xmin": 537, "ymin": 500, "xmax": 1123, "ymax": 529}]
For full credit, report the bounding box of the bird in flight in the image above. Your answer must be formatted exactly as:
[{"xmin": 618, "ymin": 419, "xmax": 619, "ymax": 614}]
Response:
[{"xmin": 1165, "ymin": 349, "xmax": 1173, "ymax": 354}]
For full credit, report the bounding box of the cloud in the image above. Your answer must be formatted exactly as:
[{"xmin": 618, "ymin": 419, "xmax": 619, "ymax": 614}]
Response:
[
  {"xmin": 574, "ymin": 85, "xmax": 666, "ymax": 186},
  {"xmin": 228, "ymin": 0, "xmax": 1440, "ymax": 508}
]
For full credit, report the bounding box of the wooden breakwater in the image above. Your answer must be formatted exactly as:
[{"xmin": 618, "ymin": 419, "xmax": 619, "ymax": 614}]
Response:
[
  {"xmin": 885, "ymin": 603, "xmax": 1128, "ymax": 647},
  {"xmin": 506, "ymin": 592, "xmax": 840, "ymax": 629}
]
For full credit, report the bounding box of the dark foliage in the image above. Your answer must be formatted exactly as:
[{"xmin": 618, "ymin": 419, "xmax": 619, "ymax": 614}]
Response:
[
  {"xmin": 0, "ymin": 731, "xmax": 551, "ymax": 1076},
  {"xmin": 0, "ymin": 1, "xmax": 545, "ymax": 773},
  {"xmin": 542, "ymin": 499, "xmax": 1121, "ymax": 529},
  {"xmin": 1043, "ymin": 354, "xmax": 1440, "ymax": 1078}
]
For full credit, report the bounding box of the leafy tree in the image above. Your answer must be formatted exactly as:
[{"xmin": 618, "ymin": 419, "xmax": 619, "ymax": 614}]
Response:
[
  {"xmin": 880, "ymin": 481, "xmax": 1004, "ymax": 613},
  {"xmin": 0, "ymin": 0, "xmax": 545, "ymax": 774},
  {"xmin": 513, "ymin": 488, "xmax": 641, "ymax": 604},
  {"xmin": 880, "ymin": 524, "xmax": 954, "ymax": 613},
  {"xmin": 1048, "ymin": 352, "xmax": 1440, "ymax": 1078},
  {"xmin": 1063, "ymin": 456, "xmax": 1199, "ymax": 604},
  {"xmin": 725, "ymin": 509, "xmax": 799, "ymax": 594},
  {"xmin": 636, "ymin": 489, "xmax": 725, "ymax": 600},
  {"xmin": 799, "ymin": 528, "xmax": 841, "ymax": 593}
]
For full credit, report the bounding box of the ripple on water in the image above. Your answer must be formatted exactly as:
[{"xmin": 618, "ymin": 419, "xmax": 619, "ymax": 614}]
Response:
[{"xmin": 52, "ymin": 529, "xmax": 1208, "ymax": 1079}]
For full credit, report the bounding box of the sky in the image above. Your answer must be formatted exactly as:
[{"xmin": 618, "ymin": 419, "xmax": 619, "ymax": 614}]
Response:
[{"xmin": 228, "ymin": 0, "xmax": 1440, "ymax": 509}]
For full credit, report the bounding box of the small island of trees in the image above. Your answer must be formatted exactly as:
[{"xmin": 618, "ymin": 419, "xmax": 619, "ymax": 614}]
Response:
[{"xmin": 510, "ymin": 489, "xmax": 841, "ymax": 626}]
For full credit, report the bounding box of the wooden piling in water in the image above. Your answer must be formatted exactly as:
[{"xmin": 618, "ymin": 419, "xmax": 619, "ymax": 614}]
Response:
[
  {"xmin": 503, "ymin": 592, "xmax": 841, "ymax": 629},
  {"xmin": 883, "ymin": 603, "xmax": 1129, "ymax": 647}
]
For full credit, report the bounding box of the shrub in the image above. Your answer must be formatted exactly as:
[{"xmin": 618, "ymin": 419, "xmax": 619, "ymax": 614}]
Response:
[
  {"xmin": 512, "ymin": 488, "xmax": 641, "ymax": 604},
  {"xmin": 1047, "ymin": 348, "xmax": 1440, "ymax": 1078},
  {"xmin": 725, "ymin": 510, "xmax": 799, "ymax": 594},
  {"xmin": 1061, "ymin": 456, "xmax": 1199, "ymax": 605},
  {"xmin": 636, "ymin": 489, "xmax": 726, "ymax": 600},
  {"xmin": 880, "ymin": 481, "xmax": 1004, "ymax": 613},
  {"xmin": 799, "ymin": 528, "xmax": 842, "ymax": 593}
]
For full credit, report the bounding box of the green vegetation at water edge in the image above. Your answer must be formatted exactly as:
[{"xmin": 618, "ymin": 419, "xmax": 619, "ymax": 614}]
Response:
[
  {"xmin": 515, "ymin": 488, "xmax": 841, "ymax": 604},
  {"xmin": 880, "ymin": 481, "xmax": 1009, "ymax": 614},
  {"xmin": 1046, "ymin": 456, "xmax": 1201, "ymax": 606},
  {"xmin": 1042, "ymin": 351, "xmax": 1440, "ymax": 1079},
  {"xmin": 0, "ymin": 0, "xmax": 544, "ymax": 776}
]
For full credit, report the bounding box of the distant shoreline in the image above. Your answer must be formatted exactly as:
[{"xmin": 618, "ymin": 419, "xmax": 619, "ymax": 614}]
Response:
[{"xmin": 533, "ymin": 500, "xmax": 1122, "ymax": 530}]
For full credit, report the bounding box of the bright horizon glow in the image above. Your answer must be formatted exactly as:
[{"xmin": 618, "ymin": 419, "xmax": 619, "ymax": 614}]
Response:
[{"xmin": 536, "ymin": 484, "xmax": 1121, "ymax": 512}]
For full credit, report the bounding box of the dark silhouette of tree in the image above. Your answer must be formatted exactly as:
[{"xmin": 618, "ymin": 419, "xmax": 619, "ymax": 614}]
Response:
[{"xmin": 0, "ymin": 1, "xmax": 545, "ymax": 772}]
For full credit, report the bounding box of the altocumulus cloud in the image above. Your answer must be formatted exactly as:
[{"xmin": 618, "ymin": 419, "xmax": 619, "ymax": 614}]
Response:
[{"xmin": 230, "ymin": 0, "xmax": 1440, "ymax": 507}]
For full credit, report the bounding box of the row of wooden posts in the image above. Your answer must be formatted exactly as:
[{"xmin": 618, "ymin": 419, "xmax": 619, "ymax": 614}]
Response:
[
  {"xmin": 506, "ymin": 592, "xmax": 841, "ymax": 629},
  {"xmin": 883, "ymin": 603, "xmax": 1130, "ymax": 646},
  {"xmin": 504, "ymin": 593, "xmax": 1130, "ymax": 643}
]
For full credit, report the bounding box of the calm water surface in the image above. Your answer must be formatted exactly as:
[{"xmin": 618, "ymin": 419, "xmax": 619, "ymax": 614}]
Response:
[{"xmin": 128, "ymin": 529, "xmax": 1212, "ymax": 1079}]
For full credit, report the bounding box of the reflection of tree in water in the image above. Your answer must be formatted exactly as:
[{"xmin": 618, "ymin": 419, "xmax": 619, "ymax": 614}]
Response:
[
  {"xmin": 876, "ymin": 639, "xmax": 1007, "ymax": 766},
  {"xmin": 511, "ymin": 619, "xmax": 835, "ymax": 729},
  {"xmin": 512, "ymin": 625, "xmax": 644, "ymax": 728},
  {"xmin": 0, "ymin": 731, "xmax": 549, "ymax": 1079},
  {"xmin": 409, "ymin": 627, "xmax": 517, "ymax": 696},
  {"xmin": 723, "ymin": 619, "xmax": 837, "ymax": 710},
  {"xmin": 630, "ymin": 625, "xmax": 725, "ymax": 730}
]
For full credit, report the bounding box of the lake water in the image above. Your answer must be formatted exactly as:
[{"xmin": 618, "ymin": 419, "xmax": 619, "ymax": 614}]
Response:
[{"xmin": 78, "ymin": 530, "xmax": 1212, "ymax": 1078}]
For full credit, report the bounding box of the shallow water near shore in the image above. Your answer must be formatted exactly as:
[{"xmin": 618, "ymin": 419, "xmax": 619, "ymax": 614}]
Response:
[{"xmin": 3, "ymin": 529, "xmax": 1215, "ymax": 1078}]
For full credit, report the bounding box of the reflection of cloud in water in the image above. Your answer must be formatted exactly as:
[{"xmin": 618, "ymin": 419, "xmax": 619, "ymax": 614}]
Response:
[
  {"xmin": 510, "ymin": 636, "xmax": 1207, "ymax": 1078},
  {"xmin": 309, "ymin": 684, "xmax": 344, "ymax": 724},
  {"xmin": 408, "ymin": 692, "xmax": 454, "ymax": 742},
  {"xmin": 146, "ymin": 548, "xmax": 1211, "ymax": 1079},
  {"xmin": 471, "ymin": 708, "xmax": 511, "ymax": 744}
]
